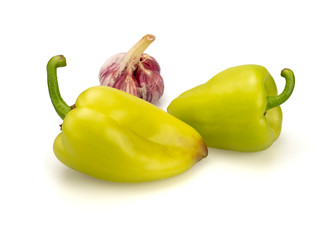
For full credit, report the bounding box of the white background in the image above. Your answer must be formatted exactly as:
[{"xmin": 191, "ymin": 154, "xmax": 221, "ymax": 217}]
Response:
[{"xmin": 1, "ymin": 0, "xmax": 319, "ymax": 239}]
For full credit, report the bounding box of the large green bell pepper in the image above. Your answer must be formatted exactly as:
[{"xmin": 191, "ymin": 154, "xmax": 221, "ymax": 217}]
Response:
[
  {"xmin": 167, "ymin": 65, "xmax": 295, "ymax": 152},
  {"xmin": 47, "ymin": 55, "xmax": 207, "ymax": 183}
]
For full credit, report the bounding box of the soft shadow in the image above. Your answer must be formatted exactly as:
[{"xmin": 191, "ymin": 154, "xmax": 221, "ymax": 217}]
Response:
[
  {"xmin": 153, "ymin": 95, "xmax": 169, "ymax": 110},
  {"xmin": 206, "ymin": 138, "xmax": 284, "ymax": 171},
  {"xmin": 45, "ymin": 152, "xmax": 205, "ymax": 203}
]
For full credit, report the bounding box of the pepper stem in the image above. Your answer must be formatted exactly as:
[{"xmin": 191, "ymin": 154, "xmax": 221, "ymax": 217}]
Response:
[
  {"xmin": 47, "ymin": 55, "xmax": 71, "ymax": 120},
  {"xmin": 266, "ymin": 68, "xmax": 295, "ymax": 111},
  {"xmin": 120, "ymin": 34, "xmax": 155, "ymax": 72}
]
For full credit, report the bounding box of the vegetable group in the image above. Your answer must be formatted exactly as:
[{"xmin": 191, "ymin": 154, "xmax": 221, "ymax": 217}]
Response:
[
  {"xmin": 167, "ymin": 65, "xmax": 295, "ymax": 152},
  {"xmin": 48, "ymin": 55, "xmax": 207, "ymax": 182},
  {"xmin": 47, "ymin": 35, "xmax": 296, "ymax": 183}
]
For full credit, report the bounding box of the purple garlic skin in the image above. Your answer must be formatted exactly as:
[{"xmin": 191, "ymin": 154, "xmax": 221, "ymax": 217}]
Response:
[{"xmin": 99, "ymin": 34, "xmax": 164, "ymax": 104}]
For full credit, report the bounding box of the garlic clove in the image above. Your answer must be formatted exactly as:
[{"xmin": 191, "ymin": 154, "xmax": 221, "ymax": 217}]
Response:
[
  {"xmin": 113, "ymin": 74, "xmax": 140, "ymax": 97},
  {"xmin": 99, "ymin": 53, "xmax": 125, "ymax": 87},
  {"xmin": 135, "ymin": 54, "xmax": 164, "ymax": 103}
]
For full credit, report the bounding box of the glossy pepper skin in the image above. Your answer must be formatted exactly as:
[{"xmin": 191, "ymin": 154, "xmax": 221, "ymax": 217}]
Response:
[
  {"xmin": 47, "ymin": 55, "xmax": 207, "ymax": 183},
  {"xmin": 167, "ymin": 65, "xmax": 295, "ymax": 152}
]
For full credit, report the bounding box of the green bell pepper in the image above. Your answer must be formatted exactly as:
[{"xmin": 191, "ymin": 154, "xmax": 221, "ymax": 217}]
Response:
[
  {"xmin": 47, "ymin": 55, "xmax": 208, "ymax": 183},
  {"xmin": 167, "ymin": 65, "xmax": 295, "ymax": 152}
]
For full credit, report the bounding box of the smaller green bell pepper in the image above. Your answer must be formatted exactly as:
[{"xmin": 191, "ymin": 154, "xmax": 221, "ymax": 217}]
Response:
[{"xmin": 167, "ymin": 65, "xmax": 295, "ymax": 152}]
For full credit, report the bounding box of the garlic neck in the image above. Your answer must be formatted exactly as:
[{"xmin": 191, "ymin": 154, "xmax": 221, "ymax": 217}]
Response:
[{"xmin": 119, "ymin": 34, "xmax": 155, "ymax": 73}]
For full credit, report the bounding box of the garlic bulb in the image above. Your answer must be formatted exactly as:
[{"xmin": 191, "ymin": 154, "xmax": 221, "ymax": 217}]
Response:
[{"xmin": 99, "ymin": 34, "xmax": 164, "ymax": 104}]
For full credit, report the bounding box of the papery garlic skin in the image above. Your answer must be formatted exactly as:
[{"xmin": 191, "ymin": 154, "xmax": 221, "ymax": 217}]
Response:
[
  {"xmin": 99, "ymin": 34, "xmax": 164, "ymax": 104},
  {"xmin": 99, "ymin": 53, "xmax": 126, "ymax": 87}
]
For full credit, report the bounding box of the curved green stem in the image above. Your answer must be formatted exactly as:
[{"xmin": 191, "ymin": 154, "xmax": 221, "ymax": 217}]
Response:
[
  {"xmin": 266, "ymin": 68, "xmax": 295, "ymax": 111},
  {"xmin": 47, "ymin": 55, "xmax": 71, "ymax": 119}
]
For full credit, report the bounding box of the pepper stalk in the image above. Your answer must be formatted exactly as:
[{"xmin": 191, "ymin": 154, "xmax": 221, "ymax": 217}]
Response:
[
  {"xmin": 266, "ymin": 68, "xmax": 295, "ymax": 111},
  {"xmin": 47, "ymin": 55, "xmax": 71, "ymax": 120}
]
